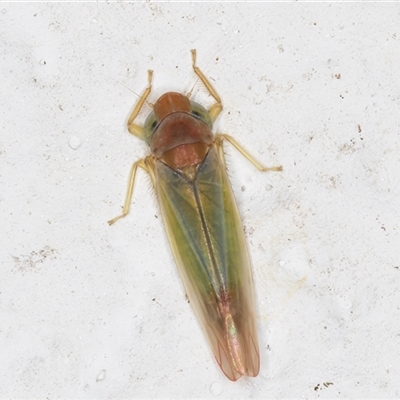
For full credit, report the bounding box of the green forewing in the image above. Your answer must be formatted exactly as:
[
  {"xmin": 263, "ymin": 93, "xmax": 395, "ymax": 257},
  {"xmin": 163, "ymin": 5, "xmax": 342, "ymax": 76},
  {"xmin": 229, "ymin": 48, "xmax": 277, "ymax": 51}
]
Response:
[{"xmin": 149, "ymin": 145, "xmax": 260, "ymax": 380}]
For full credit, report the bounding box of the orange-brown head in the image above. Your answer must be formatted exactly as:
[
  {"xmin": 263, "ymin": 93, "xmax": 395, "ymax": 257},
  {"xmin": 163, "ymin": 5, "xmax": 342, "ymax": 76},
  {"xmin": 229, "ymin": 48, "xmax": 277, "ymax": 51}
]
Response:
[
  {"xmin": 142, "ymin": 92, "xmax": 214, "ymax": 156},
  {"xmin": 153, "ymin": 92, "xmax": 192, "ymax": 121}
]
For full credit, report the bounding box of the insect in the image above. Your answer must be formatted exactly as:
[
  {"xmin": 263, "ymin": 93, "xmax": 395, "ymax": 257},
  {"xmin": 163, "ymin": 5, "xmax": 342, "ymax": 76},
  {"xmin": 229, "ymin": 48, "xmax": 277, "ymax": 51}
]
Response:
[{"xmin": 108, "ymin": 50, "xmax": 282, "ymax": 381}]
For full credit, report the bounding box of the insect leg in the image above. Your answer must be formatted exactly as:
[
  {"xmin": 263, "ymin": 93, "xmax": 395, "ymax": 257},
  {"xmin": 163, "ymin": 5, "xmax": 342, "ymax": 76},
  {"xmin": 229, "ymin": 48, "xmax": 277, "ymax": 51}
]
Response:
[
  {"xmin": 108, "ymin": 158, "xmax": 150, "ymax": 225},
  {"xmin": 190, "ymin": 49, "xmax": 223, "ymax": 123},
  {"xmin": 127, "ymin": 70, "xmax": 153, "ymax": 139},
  {"xmin": 215, "ymin": 134, "xmax": 283, "ymax": 172}
]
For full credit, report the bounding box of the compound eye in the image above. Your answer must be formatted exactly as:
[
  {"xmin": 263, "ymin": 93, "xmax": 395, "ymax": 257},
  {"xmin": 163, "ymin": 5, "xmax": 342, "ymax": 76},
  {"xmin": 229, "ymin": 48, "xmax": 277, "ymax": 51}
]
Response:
[
  {"xmin": 190, "ymin": 101, "xmax": 213, "ymax": 128},
  {"xmin": 143, "ymin": 111, "xmax": 158, "ymax": 145}
]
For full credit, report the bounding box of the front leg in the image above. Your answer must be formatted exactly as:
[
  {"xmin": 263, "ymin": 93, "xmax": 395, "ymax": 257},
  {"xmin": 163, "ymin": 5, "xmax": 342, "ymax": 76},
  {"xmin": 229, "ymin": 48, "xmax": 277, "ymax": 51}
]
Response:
[
  {"xmin": 190, "ymin": 49, "xmax": 223, "ymax": 123},
  {"xmin": 127, "ymin": 70, "xmax": 153, "ymax": 139},
  {"xmin": 215, "ymin": 134, "xmax": 283, "ymax": 172}
]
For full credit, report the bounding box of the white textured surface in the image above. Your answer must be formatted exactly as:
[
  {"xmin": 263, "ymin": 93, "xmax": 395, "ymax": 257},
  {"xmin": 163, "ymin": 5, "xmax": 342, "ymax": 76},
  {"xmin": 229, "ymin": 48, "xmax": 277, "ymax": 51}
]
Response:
[{"xmin": 1, "ymin": 3, "xmax": 400, "ymax": 398}]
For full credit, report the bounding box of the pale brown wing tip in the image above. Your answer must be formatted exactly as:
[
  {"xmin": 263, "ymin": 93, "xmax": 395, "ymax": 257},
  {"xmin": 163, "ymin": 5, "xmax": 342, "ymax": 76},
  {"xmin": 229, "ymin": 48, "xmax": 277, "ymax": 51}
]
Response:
[{"xmin": 215, "ymin": 331, "xmax": 260, "ymax": 381}]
